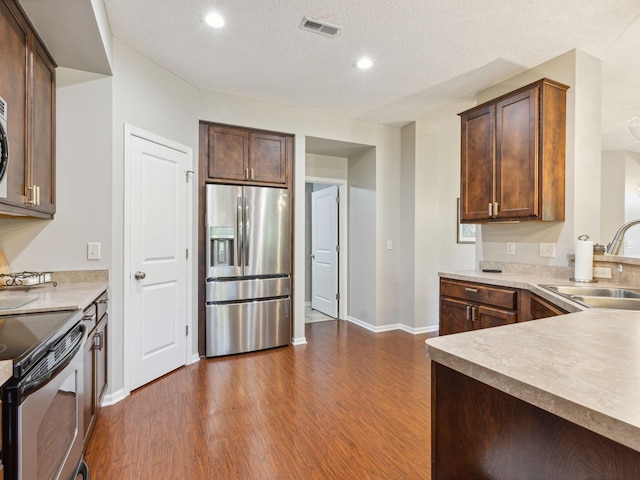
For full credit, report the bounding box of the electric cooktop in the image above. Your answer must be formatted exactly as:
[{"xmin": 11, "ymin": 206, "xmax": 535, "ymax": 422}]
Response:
[{"xmin": 0, "ymin": 309, "xmax": 83, "ymax": 377}]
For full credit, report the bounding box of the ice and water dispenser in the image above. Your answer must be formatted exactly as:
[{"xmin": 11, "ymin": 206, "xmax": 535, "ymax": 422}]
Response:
[{"xmin": 209, "ymin": 226, "xmax": 235, "ymax": 267}]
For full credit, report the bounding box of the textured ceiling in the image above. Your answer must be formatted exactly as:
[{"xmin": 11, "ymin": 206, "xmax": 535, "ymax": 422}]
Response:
[{"xmin": 102, "ymin": 0, "xmax": 640, "ymax": 151}]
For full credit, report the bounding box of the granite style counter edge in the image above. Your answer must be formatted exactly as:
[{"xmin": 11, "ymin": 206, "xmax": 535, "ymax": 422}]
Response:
[
  {"xmin": 430, "ymin": 270, "xmax": 640, "ymax": 452},
  {"xmin": 0, "ymin": 281, "xmax": 109, "ymax": 316}
]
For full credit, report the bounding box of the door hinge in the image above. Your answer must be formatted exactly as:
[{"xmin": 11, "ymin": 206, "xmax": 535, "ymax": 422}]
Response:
[
  {"xmin": 185, "ymin": 170, "xmax": 194, "ymax": 182},
  {"xmin": 336, "ymin": 293, "xmax": 340, "ymax": 301},
  {"xmin": 186, "ymin": 325, "xmax": 189, "ymax": 336},
  {"xmin": 186, "ymin": 248, "xmax": 189, "ymax": 259},
  {"xmin": 336, "ymin": 245, "xmax": 340, "ymax": 252},
  {"xmin": 336, "ymin": 195, "xmax": 340, "ymax": 204}
]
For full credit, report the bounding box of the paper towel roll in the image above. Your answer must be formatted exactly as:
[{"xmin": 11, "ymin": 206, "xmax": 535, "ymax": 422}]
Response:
[{"xmin": 574, "ymin": 239, "xmax": 594, "ymax": 281}]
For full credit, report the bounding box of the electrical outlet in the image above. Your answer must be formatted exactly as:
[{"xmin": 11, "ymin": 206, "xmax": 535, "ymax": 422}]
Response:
[
  {"xmin": 506, "ymin": 242, "xmax": 515, "ymax": 255},
  {"xmin": 593, "ymin": 267, "xmax": 612, "ymax": 279},
  {"xmin": 87, "ymin": 242, "xmax": 101, "ymax": 260},
  {"xmin": 387, "ymin": 240, "xmax": 393, "ymax": 250},
  {"xmin": 539, "ymin": 243, "xmax": 556, "ymax": 258}
]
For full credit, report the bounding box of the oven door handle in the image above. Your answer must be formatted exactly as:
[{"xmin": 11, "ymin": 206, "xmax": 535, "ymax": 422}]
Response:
[{"xmin": 19, "ymin": 324, "xmax": 86, "ymax": 399}]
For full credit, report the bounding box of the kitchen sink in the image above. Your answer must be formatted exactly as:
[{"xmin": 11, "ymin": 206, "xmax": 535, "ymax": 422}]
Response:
[{"xmin": 540, "ymin": 285, "xmax": 640, "ymax": 310}]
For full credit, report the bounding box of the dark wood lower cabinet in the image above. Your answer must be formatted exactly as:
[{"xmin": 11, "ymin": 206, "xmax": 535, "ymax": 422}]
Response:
[{"xmin": 432, "ymin": 363, "xmax": 640, "ymax": 479}]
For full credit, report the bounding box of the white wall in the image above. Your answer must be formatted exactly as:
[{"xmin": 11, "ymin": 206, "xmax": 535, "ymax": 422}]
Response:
[
  {"xmin": 306, "ymin": 153, "xmax": 348, "ymax": 179},
  {"xmin": 110, "ymin": 39, "xmax": 199, "ymax": 397},
  {"xmin": 411, "ymin": 118, "xmax": 476, "ymax": 329},
  {"xmin": 601, "ymin": 150, "xmax": 640, "ymax": 255},
  {"xmin": 478, "ymin": 50, "xmax": 602, "ymax": 267},
  {"xmin": 347, "ymin": 147, "xmax": 377, "ymax": 326},
  {"xmin": 601, "ymin": 151, "xmax": 627, "ymax": 245},
  {"xmin": 0, "ymin": 68, "xmax": 112, "ymax": 272}
]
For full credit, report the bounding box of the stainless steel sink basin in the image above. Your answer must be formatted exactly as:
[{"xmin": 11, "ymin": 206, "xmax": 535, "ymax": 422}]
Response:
[
  {"xmin": 542, "ymin": 285, "xmax": 640, "ymax": 298},
  {"xmin": 570, "ymin": 296, "xmax": 640, "ymax": 310},
  {"xmin": 540, "ymin": 285, "xmax": 640, "ymax": 310}
]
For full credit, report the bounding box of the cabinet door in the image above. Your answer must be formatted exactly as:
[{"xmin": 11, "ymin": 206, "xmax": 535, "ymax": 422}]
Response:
[
  {"xmin": 529, "ymin": 293, "xmax": 568, "ymax": 320},
  {"xmin": 249, "ymin": 132, "xmax": 287, "ymax": 184},
  {"xmin": 208, "ymin": 125, "xmax": 249, "ymax": 181},
  {"xmin": 95, "ymin": 315, "xmax": 108, "ymax": 405},
  {"xmin": 460, "ymin": 105, "xmax": 495, "ymax": 221},
  {"xmin": 440, "ymin": 297, "xmax": 474, "ymax": 336},
  {"xmin": 495, "ymin": 87, "xmax": 538, "ymax": 220},
  {"xmin": 82, "ymin": 332, "xmax": 97, "ymax": 447},
  {"xmin": 29, "ymin": 36, "xmax": 56, "ymax": 214},
  {"xmin": 476, "ymin": 304, "xmax": 517, "ymax": 329},
  {"xmin": 0, "ymin": 0, "xmax": 28, "ymax": 209}
]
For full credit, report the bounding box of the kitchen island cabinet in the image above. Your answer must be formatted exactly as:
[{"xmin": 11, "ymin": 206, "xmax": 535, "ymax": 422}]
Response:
[
  {"xmin": 427, "ymin": 311, "xmax": 640, "ymax": 478},
  {"xmin": 439, "ymin": 279, "xmax": 517, "ymax": 335},
  {"xmin": 459, "ymin": 78, "xmax": 568, "ymax": 223}
]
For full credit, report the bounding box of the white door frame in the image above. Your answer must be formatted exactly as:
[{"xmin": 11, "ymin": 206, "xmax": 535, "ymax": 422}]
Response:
[
  {"xmin": 123, "ymin": 124, "xmax": 194, "ymax": 396},
  {"xmin": 306, "ymin": 176, "xmax": 348, "ymax": 320}
]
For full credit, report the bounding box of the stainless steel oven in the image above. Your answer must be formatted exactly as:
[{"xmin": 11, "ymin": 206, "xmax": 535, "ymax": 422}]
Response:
[{"xmin": 1, "ymin": 309, "xmax": 88, "ymax": 480}]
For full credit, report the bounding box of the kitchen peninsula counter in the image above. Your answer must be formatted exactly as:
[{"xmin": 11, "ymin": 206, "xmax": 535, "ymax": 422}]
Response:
[
  {"xmin": 0, "ymin": 281, "xmax": 108, "ymax": 316},
  {"xmin": 428, "ymin": 272, "xmax": 640, "ymax": 477}
]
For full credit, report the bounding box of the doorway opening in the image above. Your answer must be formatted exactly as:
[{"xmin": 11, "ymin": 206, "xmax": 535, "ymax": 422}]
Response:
[
  {"xmin": 304, "ymin": 136, "xmax": 376, "ymax": 327},
  {"xmin": 305, "ymin": 180, "xmax": 345, "ymax": 323}
]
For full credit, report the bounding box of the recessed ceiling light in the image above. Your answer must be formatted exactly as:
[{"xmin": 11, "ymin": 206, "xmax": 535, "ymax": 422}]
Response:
[
  {"xmin": 204, "ymin": 12, "xmax": 225, "ymax": 28},
  {"xmin": 355, "ymin": 58, "xmax": 373, "ymax": 70}
]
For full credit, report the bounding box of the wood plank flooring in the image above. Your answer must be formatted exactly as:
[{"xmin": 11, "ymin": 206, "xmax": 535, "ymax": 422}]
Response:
[{"xmin": 85, "ymin": 320, "xmax": 434, "ymax": 479}]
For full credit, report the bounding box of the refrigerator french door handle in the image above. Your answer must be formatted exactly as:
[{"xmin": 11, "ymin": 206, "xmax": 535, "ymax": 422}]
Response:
[
  {"xmin": 237, "ymin": 196, "xmax": 243, "ymax": 267},
  {"xmin": 244, "ymin": 195, "xmax": 250, "ymax": 266}
]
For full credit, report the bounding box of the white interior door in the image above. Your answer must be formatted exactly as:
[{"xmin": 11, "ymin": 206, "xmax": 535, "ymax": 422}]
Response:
[
  {"xmin": 128, "ymin": 131, "xmax": 188, "ymax": 391},
  {"xmin": 311, "ymin": 185, "xmax": 339, "ymax": 317}
]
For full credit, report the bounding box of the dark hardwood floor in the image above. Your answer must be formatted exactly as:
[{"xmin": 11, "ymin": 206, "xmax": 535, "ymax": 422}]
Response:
[{"xmin": 85, "ymin": 320, "xmax": 434, "ymax": 479}]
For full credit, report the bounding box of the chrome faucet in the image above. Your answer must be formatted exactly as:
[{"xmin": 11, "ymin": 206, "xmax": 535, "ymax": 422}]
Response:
[{"xmin": 606, "ymin": 219, "xmax": 640, "ymax": 255}]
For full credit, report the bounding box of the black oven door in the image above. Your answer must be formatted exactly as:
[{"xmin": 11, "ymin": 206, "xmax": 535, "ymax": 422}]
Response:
[
  {"xmin": 4, "ymin": 323, "xmax": 86, "ymax": 480},
  {"xmin": 0, "ymin": 114, "xmax": 8, "ymax": 186}
]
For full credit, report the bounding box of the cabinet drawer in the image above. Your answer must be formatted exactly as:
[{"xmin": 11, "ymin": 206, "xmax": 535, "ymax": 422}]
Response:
[{"xmin": 440, "ymin": 279, "xmax": 517, "ymax": 310}]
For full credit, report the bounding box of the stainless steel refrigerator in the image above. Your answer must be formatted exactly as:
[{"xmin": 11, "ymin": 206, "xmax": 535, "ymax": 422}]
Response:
[{"xmin": 205, "ymin": 184, "xmax": 291, "ymax": 356}]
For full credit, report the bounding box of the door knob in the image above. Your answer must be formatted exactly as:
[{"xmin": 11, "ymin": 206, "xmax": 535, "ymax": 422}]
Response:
[{"xmin": 134, "ymin": 271, "xmax": 146, "ymax": 280}]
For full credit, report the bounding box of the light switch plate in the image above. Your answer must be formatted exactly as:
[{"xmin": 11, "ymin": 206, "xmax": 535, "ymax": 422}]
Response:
[
  {"xmin": 506, "ymin": 242, "xmax": 515, "ymax": 255},
  {"xmin": 539, "ymin": 243, "xmax": 556, "ymax": 258},
  {"xmin": 87, "ymin": 242, "xmax": 101, "ymax": 260}
]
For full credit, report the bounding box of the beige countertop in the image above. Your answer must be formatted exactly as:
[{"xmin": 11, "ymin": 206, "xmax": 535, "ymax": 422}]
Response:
[
  {"xmin": 0, "ymin": 281, "xmax": 108, "ymax": 315},
  {"xmin": 428, "ymin": 269, "xmax": 640, "ymax": 452},
  {"xmin": 0, "ymin": 360, "xmax": 12, "ymax": 385}
]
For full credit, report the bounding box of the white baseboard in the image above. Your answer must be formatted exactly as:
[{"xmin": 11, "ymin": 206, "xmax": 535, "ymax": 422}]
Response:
[
  {"xmin": 190, "ymin": 353, "xmax": 201, "ymax": 364},
  {"xmin": 292, "ymin": 336, "xmax": 308, "ymax": 345},
  {"xmin": 346, "ymin": 316, "xmax": 438, "ymax": 335},
  {"xmin": 101, "ymin": 388, "xmax": 128, "ymax": 407}
]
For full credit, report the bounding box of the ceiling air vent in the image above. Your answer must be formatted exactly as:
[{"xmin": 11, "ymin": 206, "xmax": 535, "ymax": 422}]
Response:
[{"xmin": 300, "ymin": 16, "xmax": 342, "ymax": 38}]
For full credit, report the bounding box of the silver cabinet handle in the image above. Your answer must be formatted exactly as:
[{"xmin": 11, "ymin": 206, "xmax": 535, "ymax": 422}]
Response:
[
  {"xmin": 93, "ymin": 331, "xmax": 104, "ymax": 351},
  {"xmin": 488, "ymin": 202, "xmax": 493, "ymax": 217},
  {"xmin": 471, "ymin": 306, "xmax": 477, "ymax": 322},
  {"xmin": 494, "ymin": 202, "xmax": 499, "ymax": 216},
  {"xmin": 466, "ymin": 305, "xmax": 471, "ymax": 320},
  {"xmin": 464, "ymin": 287, "xmax": 478, "ymax": 293},
  {"xmin": 244, "ymin": 167, "xmax": 249, "ymax": 179},
  {"xmin": 134, "ymin": 271, "xmax": 146, "ymax": 280},
  {"xmin": 251, "ymin": 168, "xmax": 255, "ymax": 179}
]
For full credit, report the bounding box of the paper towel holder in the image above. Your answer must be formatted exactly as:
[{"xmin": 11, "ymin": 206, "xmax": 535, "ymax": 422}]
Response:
[{"xmin": 570, "ymin": 234, "xmax": 598, "ymax": 283}]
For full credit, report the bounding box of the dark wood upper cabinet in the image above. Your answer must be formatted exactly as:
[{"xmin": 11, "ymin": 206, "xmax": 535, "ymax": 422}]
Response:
[
  {"xmin": 460, "ymin": 78, "xmax": 568, "ymax": 223},
  {"xmin": 205, "ymin": 122, "xmax": 292, "ymax": 187},
  {"xmin": 0, "ymin": 0, "xmax": 56, "ymax": 218}
]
